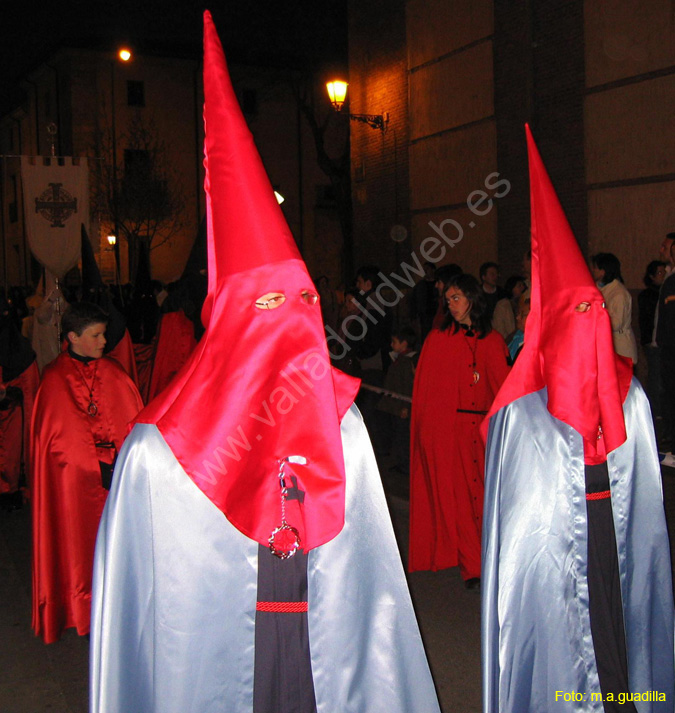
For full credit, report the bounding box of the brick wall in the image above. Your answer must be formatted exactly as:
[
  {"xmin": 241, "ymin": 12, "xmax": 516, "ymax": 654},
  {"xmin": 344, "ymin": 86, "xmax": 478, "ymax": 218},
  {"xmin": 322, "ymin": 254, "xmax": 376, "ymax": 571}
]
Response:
[
  {"xmin": 493, "ymin": 0, "xmax": 587, "ymax": 279},
  {"xmin": 348, "ymin": 0, "xmax": 410, "ymax": 277}
]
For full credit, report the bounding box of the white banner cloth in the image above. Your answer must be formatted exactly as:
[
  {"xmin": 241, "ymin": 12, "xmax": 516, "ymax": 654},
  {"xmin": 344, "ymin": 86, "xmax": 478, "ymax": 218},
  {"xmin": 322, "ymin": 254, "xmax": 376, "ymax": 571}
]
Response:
[{"xmin": 21, "ymin": 157, "xmax": 89, "ymax": 278}]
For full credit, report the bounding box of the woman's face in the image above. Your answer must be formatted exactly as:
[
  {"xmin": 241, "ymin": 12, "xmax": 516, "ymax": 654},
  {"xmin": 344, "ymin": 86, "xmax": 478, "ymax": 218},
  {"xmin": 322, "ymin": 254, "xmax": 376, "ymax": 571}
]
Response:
[
  {"xmin": 445, "ymin": 286, "xmax": 472, "ymax": 325},
  {"xmin": 511, "ymin": 280, "xmax": 526, "ymax": 299},
  {"xmin": 591, "ymin": 263, "xmax": 605, "ymax": 283}
]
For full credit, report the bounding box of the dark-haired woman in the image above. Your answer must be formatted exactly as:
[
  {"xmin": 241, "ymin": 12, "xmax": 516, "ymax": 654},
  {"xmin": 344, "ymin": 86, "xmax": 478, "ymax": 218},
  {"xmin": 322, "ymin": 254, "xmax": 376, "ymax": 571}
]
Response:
[
  {"xmin": 591, "ymin": 252, "xmax": 637, "ymax": 364},
  {"xmin": 409, "ymin": 274, "xmax": 510, "ymax": 587}
]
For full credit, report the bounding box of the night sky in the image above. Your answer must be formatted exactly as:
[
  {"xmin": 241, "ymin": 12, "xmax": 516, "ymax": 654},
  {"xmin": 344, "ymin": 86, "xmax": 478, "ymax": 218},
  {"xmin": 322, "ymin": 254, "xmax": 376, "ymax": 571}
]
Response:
[{"xmin": 0, "ymin": 1, "xmax": 347, "ymax": 112}]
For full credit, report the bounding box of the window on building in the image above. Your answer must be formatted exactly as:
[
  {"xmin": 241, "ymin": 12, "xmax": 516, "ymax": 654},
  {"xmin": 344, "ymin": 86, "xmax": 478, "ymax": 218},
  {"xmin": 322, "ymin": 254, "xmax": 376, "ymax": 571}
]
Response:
[{"xmin": 127, "ymin": 80, "xmax": 145, "ymax": 107}]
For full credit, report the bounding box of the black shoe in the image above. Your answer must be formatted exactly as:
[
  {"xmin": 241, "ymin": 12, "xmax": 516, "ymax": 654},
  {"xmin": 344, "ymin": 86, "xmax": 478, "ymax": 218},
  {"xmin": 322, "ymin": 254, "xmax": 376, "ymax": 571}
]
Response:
[{"xmin": 464, "ymin": 577, "xmax": 481, "ymax": 591}]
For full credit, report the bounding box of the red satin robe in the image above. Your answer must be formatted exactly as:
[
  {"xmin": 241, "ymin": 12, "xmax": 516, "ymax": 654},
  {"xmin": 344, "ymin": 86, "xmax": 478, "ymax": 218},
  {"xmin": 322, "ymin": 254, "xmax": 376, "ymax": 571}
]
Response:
[
  {"xmin": 31, "ymin": 352, "xmax": 143, "ymax": 643},
  {"xmin": 107, "ymin": 330, "xmax": 139, "ymax": 391},
  {"xmin": 147, "ymin": 310, "xmax": 197, "ymax": 402},
  {"xmin": 0, "ymin": 361, "xmax": 39, "ymax": 494},
  {"xmin": 409, "ymin": 327, "xmax": 510, "ymax": 579}
]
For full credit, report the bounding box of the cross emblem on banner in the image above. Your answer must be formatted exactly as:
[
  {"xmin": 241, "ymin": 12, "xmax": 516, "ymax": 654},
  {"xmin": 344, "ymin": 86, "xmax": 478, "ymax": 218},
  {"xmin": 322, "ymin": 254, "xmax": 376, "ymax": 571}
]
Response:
[{"xmin": 35, "ymin": 182, "xmax": 78, "ymax": 228}]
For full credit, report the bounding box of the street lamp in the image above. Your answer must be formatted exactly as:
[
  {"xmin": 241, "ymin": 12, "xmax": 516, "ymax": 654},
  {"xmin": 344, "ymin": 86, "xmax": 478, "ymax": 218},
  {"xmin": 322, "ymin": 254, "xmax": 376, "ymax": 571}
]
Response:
[
  {"xmin": 326, "ymin": 79, "xmax": 388, "ymax": 132},
  {"xmin": 109, "ymin": 47, "xmax": 131, "ymax": 297}
]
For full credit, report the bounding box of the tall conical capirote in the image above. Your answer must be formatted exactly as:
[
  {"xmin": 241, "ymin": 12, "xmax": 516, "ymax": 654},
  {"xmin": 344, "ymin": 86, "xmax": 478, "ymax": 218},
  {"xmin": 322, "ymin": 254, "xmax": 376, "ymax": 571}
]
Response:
[
  {"xmin": 134, "ymin": 11, "xmax": 360, "ymax": 550},
  {"xmin": 80, "ymin": 225, "xmax": 126, "ymax": 351},
  {"xmin": 484, "ymin": 125, "xmax": 631, "ymax": 463},
  {"xmin": 80, "ymin": 224, "xmax": 105, "ymax": 294}
]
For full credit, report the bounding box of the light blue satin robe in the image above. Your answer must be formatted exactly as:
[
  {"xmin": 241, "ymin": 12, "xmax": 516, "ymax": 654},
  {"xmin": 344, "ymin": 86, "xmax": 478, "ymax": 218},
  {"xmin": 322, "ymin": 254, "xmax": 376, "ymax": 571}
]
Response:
[
  {"xmin": 90, "ymin": 405, "xmax": 441, "ymax": 713},
  {"xmin": 482, "ymin": 380, "xmax": 674, "ymax": 712}
]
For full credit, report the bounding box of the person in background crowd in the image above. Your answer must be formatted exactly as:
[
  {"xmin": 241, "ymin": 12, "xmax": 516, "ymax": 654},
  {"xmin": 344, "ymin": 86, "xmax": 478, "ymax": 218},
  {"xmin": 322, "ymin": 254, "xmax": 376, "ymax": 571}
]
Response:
[
  {"xmin": 316, "ymin": 275, "xmax": 339, "ymax": 333},
  {"xmin": 330, "ymin": 287, "xmax": 363, "ymax": 378},
  {"xmin": 507, "ymin": 296, "xmax": 530, "ymax": 364},
  {"xmin": 32, "ymin": 273, "xmax": 69, "ymax": 373},
  {"xmin": 355, "ymin": 264, "xmax": 393, "ymax": 377},
  {"xmin": 410, "ymin": 261, "xmax": 438, "ymax": 344},
  {"xmin": 0, "ymin": 297, "xmax": 39, "ymax": 510},
  {"xmin": 409, "ymin": 274, "xmax": 510, "ymax": 589},
  {"xmin": 431, "ymin": 263, "xmax": 462, "ymax": 330},
  {"xmin": 492, "ymin": 275, "xmax": 527, "ymax": 340},
  {"xmin": 656, "ymin": 240, "xmax": 675, "ymax": 453},
  {"xmin": 591, "ymin": 252, "xmax": 637, "ymax": 364},
  {"xmin": 659, "ymin": 233, "xmax": 675, "ymax": 272},
  {"xmin": 638, "ymin": 260, "xmax": 667, "ymax": 419},
  {"xmin": 479, "ymin": 262, "xmax": 507, "ymax": 321},
  {"xmin": 376, "ymin": 324, "xmax": 419, "ymax": 475}
]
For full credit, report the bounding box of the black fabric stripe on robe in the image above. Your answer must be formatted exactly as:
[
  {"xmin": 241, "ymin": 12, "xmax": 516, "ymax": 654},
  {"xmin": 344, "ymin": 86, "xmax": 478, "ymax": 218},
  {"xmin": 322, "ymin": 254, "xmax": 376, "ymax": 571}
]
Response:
[
  {"xmin": 254, "ymin": 544, "xmax": 317, "ymax": 713},
  {"xmin": 585, "ymin": 461, "xmax": 637, "ymax": 713}
]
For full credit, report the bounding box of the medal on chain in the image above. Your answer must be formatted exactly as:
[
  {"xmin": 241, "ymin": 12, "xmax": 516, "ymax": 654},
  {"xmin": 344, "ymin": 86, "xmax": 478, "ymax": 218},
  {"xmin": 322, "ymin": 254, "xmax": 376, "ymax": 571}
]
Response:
[{"xmin": 269, "ymin": 455, "xmax": 306, "ymax": 559}]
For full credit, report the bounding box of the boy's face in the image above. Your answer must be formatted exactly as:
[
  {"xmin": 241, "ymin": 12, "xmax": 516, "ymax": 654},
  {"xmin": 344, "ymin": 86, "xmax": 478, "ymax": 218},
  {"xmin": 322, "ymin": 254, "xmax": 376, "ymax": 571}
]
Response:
[
  {"xmin": 391, "ymin": 337, "xmax": 408, "ymax": 354},
  {"xmin": 482, "ymin": 266, "xmax": 499, "ymax": 286},
  {"xmin": 69, "ymin": 322, "xmax": 107, "ymax": 359}
]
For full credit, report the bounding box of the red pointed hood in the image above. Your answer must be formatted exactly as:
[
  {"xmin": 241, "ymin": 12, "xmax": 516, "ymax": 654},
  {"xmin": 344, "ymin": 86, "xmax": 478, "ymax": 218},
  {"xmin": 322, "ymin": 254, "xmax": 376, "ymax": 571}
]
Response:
[
  {"xmin": 484, "ymin": 126, "xmax": 631, "ymax": 463},
  {"xmin": 135, "ymin": 11, "xmax": 359, "ymax": 550}
]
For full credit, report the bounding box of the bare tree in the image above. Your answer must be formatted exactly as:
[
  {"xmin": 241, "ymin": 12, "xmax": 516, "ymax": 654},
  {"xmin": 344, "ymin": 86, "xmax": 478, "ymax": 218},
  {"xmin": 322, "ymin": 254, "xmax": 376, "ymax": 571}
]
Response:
[{"xmin": 90, "ymin": 112, "xmax": 186, "ymax": 283}]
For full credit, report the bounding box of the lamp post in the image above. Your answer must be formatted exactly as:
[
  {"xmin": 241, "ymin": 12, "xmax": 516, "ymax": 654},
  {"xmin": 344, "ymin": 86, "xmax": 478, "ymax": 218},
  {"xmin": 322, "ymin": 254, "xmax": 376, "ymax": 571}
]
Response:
[
  {"xmin": 109, "ymin": 47, "xmax": 131, "ymax": 302},
  {"xmin": 326, "ymin": 80, "xmax": 388, "ymax": 132},
  {"xmin": 106, "ymin": 233, "xmax": 121, "ymax": 290}
]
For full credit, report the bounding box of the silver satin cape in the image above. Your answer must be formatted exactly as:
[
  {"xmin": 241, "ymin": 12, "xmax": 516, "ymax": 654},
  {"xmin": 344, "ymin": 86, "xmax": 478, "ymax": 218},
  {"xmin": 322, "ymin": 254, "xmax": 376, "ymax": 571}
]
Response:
[
  {"xmin": 89, "ymin": 405, "xmax": 441, "ymax": 713},
  {"xmin": 482, "ymin": 380, "xmax": 675, "ymax": 713}
]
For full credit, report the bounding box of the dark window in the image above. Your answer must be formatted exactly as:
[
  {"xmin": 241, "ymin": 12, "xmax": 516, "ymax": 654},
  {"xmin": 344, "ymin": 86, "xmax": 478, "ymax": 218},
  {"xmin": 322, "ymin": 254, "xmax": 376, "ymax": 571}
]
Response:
[{"xmin": 127, "ymin": 80, "xmax": 145, "ymax": 107}]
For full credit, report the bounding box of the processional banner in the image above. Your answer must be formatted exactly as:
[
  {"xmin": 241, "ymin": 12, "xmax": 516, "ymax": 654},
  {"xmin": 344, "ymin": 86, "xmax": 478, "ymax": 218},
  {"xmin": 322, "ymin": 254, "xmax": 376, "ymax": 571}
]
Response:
[{"xmin": 21, "ymin": 157, "xmax": 89, "ymax": 279}]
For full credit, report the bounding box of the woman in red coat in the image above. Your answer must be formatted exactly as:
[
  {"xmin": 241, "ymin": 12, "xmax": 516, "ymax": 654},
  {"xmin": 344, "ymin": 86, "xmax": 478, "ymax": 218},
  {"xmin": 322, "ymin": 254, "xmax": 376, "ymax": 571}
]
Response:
[{"xmin": 409, "ymin": 273, "xmax": 510, "ymax": 588}]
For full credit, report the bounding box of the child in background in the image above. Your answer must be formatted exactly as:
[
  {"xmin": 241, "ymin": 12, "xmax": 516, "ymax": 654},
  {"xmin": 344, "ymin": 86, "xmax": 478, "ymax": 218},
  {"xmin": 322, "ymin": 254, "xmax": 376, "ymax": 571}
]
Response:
[
  {"xmin": 508, "ymin": 297, "xmax": 530, "ymax": 364},
  {"xmin": 377, "ymin": 325, "xmax": 419, "ymax": 474}
]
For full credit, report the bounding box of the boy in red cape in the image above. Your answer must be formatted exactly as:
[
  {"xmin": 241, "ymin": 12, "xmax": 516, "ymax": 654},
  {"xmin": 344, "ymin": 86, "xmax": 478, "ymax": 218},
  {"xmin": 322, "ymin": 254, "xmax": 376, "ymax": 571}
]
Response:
[{"xmin": 31, "ymin": 302, "xmax": 142, "ymax": 643}]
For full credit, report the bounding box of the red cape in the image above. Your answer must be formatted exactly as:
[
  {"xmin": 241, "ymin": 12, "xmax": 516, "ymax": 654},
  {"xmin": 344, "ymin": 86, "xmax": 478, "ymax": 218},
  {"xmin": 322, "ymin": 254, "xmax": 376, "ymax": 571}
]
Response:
[
  {"xmin": 409, "ymin": 328, "xmax": 510, "ymax": 575},
  {"xmin": 133, "ymin": 343, "xmax": 155, "ymax": 403},
  {"xmin": 0, "ymin": 361, "xmax": 39, "ymax": 494},
  {"xmin": 147, "ymin": 310, "xmax": 197, "ymax": 402},
  {"xmin": 31, "ymin": 352, "xmax": 143, "ymax": 643},
  {"xmin": 107, "ymin": 330, "xmax": 139, "ymax": 391}
]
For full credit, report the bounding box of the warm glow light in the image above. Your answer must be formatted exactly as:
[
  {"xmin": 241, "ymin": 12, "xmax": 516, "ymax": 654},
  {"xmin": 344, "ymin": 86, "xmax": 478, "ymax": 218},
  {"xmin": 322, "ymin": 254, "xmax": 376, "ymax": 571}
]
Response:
[
  {"xmin": 274, "ymin": 191, "xmax": 285, "ymax": 205},
  {"xmin": 118, "ymin": 48, "xmax": 132, "ymax": 62},
  {"xmin": 326, "ymin": 80, "xmax": 348, "ymax": 111},
  {"xmin": 107, "ymin": 234, "xmax": 117, "ymax": 246}
]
